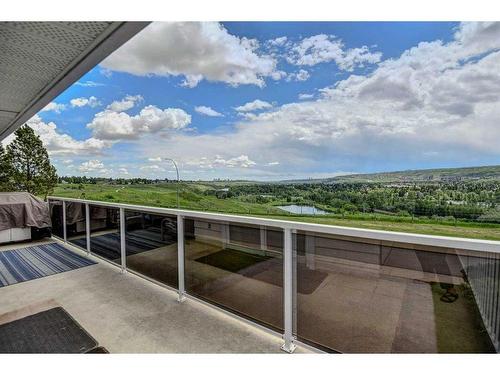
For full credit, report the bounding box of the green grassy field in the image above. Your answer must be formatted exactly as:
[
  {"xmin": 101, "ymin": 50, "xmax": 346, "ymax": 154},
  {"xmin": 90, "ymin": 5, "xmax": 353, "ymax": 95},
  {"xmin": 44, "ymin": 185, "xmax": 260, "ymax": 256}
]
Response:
[
  {"xmin": 264, "ymin": 215, "xmax": 500, "ymax": 241},
  {"xmin": 53, "ymin": 183, "xmax": 500, "ymax": 241},
  {"xmin": 53, "ymin": 182, "xmax": 285, "ymax": 215}
]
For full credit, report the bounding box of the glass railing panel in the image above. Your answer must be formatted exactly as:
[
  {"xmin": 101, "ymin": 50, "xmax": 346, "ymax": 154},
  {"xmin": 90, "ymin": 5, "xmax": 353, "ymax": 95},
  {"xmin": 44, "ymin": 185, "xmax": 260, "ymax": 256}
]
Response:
[
  {"xmin": 87, "ymin": 204, "xmax": 121, "ymax": 264},
  {"xmin": 65, "ymin": 201, "xmax": 87, "ymax": 250},
  {"xmin": 184, "ymin": 218, "xmax": 284, "ymax": 331},
  {"xmin": 461, "ymin": 251, "xmax": 500, "ymax": 351},
  {"xmin": 293, "ymin": 230, "xmax": 498, "ymax": 353},
  {"xmin": 48, "ymin": 199, "xmax": 63, "ymax": 239},
  {"xmin": 124, "ymin": 210, "xmax": 178, "ymax": 288}
]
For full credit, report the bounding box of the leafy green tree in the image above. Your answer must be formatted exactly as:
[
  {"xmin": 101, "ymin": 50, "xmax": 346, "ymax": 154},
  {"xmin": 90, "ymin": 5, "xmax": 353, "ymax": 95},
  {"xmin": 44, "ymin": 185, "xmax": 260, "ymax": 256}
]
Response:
[
  {"xmin": 0, "ymin": 143, "xmax": 13, "ymax": 191},
  {"xmin": 6, "ymin": 125, "xmax": 58, "ymax": 198}
]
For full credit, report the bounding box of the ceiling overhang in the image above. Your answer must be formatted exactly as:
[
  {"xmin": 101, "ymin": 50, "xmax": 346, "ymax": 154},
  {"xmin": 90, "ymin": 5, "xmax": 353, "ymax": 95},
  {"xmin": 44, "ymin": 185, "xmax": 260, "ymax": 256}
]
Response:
[{"xmin": 0, "ymin": 21, "xmax": 150, "ymax": 141}]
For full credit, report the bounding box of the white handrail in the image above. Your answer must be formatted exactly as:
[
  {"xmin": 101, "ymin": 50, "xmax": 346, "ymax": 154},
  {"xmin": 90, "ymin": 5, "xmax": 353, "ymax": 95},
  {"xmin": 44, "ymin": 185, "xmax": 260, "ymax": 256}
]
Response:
[{"xmin": 48, "ymin": 196, "xmax": 500, "ymax": 253}]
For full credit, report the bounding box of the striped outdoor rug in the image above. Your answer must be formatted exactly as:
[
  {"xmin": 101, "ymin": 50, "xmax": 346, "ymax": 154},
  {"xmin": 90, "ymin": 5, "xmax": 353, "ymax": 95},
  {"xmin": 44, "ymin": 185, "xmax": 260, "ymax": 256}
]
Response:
[
  {"xmin": 0, "ymin": 243, "xmax": 96, "ymax": 288},
  {"xmin": 72, "ymin": 227, "xmax": 175, "ymax": 261}
]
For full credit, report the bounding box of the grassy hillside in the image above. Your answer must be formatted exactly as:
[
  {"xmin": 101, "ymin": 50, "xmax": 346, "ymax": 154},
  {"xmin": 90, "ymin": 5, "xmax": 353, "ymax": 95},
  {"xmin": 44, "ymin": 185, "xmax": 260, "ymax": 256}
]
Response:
[
  {"xmin": 283, "ymin": 165, "xmax": 500, "ymax": 184},
  {"xmin": 53, "ymin": 182, "xmax": 285, "ymax": 215}
]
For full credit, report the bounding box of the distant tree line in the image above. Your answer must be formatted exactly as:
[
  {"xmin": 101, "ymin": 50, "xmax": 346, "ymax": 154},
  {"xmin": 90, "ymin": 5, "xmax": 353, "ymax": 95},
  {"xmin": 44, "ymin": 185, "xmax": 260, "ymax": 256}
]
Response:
[
  {"xmin": 59, "ymin": 176, "xmax": 171, "ymax": 185},
  {"xmin": 53, "ymin": 161, "xmax": 500, "ymax": 224},
  {"xmin": 223, "ymin": 181, "xmax": 500, "ymax": 222}
]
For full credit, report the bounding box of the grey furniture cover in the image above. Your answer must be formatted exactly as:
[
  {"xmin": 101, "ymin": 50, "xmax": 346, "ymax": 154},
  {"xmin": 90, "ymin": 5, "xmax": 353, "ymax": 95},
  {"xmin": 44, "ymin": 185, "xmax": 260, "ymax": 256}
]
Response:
[
  {"xmin": 65, "ymin": 202, "xmax": 108, "ymax": 225},
  {"xmin": 0, "ymin": 192, "xmax": 51, "ymax": 231}
]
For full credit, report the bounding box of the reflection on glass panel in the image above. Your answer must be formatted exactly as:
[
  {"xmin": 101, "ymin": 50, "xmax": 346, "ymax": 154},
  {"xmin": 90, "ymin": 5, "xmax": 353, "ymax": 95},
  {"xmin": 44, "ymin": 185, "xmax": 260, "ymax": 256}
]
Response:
[
  {"xmin": 460, "ymin": 252, "xmax": 500, "ymax": 352},
  {"xmin": 124, "ymin": 210, "xmax": 178, "ymax": 288},
  {"xmin": 48, "ymin": 199, "xmax": 63, "ymax": 239},
  {"xmin": 294, "ymin": 230, "xmax": 497, "ymax": 353},
  {"xmin": 65, "ymin": 202, "xmax": 87, "ymax": 250},
  {"xmin": 86, "ymin": 205, "xmax": 121, "ymax": 264},
  {"xmin": 184, "ymin": 218, "xmax": 284, "ymax": 331}
]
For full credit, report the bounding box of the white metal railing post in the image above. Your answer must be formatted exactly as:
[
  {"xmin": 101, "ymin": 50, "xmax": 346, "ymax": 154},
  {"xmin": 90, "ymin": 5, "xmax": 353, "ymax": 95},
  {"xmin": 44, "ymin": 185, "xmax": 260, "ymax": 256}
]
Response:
[
  {"xmin": 177, "ymin": 214, "xmax": 186, "ymax": 302},
  {"xmin": 119, "ymin": 207, "xmax": 126, "ymax": 273},
  {"xmin": 292, "ymin": 229, "xmax": 298, "ymax": 336},
  {"xmin": 281, "ymin": 227, "xmax": 296, "ymax": 353},
  {"xmin": 85, "ymin": 203, "xmax": 90, "ymax": 255},
  {"xmin": 62, "ymin": 200, "xmax": 67, "ymax": 242}
]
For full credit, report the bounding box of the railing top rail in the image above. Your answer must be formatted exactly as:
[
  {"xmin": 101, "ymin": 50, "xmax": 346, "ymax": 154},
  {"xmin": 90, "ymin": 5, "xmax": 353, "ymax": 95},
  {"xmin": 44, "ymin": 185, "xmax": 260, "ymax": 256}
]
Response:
[{"xmin": 48, "ymin": 196, "xmax": 500, "ymax": 253}]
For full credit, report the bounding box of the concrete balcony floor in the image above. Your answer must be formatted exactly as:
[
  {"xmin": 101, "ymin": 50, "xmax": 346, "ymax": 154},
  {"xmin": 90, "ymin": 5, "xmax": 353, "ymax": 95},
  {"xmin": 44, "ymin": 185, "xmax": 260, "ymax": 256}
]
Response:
[{"xmin": 0, "ymin": 239, "xmax": 311, "ymax": 353}]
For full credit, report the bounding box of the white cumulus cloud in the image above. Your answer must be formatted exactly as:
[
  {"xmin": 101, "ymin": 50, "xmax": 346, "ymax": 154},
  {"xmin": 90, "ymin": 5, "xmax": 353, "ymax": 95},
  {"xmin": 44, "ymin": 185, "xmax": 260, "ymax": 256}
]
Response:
[
  {"xmin": 100, "ymin": 22, "xmax": 279, "ymax": 88},
  {"xmin": 267, "ymin": 36, "xmax": 288, "ymax": 47},
  {"xmin": 215, "ymin": 155, "xmax": 256, "ymax": 168},
  {"xmin": 87, "ymin": 105, "xmax": 191, "ymax": 140},
  {"xmin": 41, "ymin": 102, "xmax": 66, "ymax": 113},
  {"xmin": 234, "ymin": 99, "xmax": 273, "ymax": 112},
  {"xmin": 140, "ymin": 165, "xmax": 166, "ymax": 172},
  {"xmin": 287, "ymin": 34, "xmax": 382, "ymax": 71},
  {"xmin": 21, "ymin": 115, "xmax": 111, "ymax": 156},
  {"xmin": 298, "ymin": 93, "xmax": 314, "ymax": 100},
  {"xmin": 286, "ymin": 69, "xmax": 310, "ymax": 82},
  {"xmin": 70, "ymin": 96, "xmax": 101, "ymax": 108},
  {"xmin": 75, "ymin": 81, "xmax": 105, "ymax": 87},
  {"xmin": 118, "ymin": 168, "xmax": 129, "ymax": 175},
  {"xmin": 194, "ymin": 106, "xmax": 223, "ymax": 117},
  {"xmin": 185, "ymin": 155, "xmax": 257, "ymax": 169},
  {"xmin": 78, "ymin": 160, "xmax": 108, "ymax": 174},
  {"xmin": 106, "ymin": 95, "xmax": 143, "ymax": 112}
]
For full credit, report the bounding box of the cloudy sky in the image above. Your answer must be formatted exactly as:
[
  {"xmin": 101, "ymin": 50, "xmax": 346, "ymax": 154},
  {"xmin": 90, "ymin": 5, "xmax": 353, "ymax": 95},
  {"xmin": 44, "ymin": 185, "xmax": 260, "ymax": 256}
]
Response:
[{"xmin": 5, "ymin": 22, "xmax": 500, "ymax": 180}]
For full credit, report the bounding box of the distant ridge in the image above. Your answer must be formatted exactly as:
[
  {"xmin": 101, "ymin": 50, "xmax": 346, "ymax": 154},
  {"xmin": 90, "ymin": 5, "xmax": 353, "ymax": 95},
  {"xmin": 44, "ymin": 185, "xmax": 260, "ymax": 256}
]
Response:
[{"xmin": 282, "ymin": 165, "xmax": 500, "ymax": 184}]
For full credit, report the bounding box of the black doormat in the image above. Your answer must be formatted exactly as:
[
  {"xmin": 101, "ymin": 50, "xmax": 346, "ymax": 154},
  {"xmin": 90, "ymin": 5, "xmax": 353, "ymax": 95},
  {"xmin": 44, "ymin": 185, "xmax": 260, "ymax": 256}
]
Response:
[
  {"xmin": 0, "ymin": 307, "xmax": 98, "ymax": 353},
  {"xmin": 86, "ymin": 346, "xmax": 109, "ymax": 353}
]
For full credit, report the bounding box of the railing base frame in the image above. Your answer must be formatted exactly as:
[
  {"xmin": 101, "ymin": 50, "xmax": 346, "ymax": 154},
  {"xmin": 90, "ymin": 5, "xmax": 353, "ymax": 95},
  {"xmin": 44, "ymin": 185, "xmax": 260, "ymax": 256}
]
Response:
[
  {"xmin": 177, "ymin": 293, "xmax": 187, "ymax": 303},
  {"xmin": 281, "ymin": 341, "xmax": 296, "ymax": 354}
]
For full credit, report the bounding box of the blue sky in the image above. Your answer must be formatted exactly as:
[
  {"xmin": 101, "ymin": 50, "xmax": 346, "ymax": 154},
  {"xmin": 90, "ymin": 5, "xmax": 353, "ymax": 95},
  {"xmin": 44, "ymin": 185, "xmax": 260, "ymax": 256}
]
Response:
[{"xmin": 12, "ymin": 22, "xmax": 500, "ymax": 180}]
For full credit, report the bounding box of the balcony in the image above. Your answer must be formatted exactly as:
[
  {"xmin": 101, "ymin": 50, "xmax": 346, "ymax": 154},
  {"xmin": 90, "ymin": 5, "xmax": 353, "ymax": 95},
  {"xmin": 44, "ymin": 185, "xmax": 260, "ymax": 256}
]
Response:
[
  {"xmin": 1, "ymin": 196, "xmax": 498, "ymax": 353},
  {"xmin": 0, "ymin": 239, "xmax": 304, "ymax": 353}
]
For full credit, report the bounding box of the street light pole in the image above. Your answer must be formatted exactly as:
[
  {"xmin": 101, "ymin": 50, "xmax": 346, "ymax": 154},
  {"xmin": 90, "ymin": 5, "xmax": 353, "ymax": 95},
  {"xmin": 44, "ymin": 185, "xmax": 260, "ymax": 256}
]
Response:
[{"xmin": 164, "ymin": 157, "xmax": 180, "ymax": 209}]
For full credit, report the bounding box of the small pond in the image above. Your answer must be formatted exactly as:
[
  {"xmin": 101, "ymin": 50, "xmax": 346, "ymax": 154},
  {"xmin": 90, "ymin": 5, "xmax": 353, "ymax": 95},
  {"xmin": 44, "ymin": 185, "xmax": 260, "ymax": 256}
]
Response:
[{"xmin": 276, "ymin": 205, "xmax": 328, "ymax": 215}]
